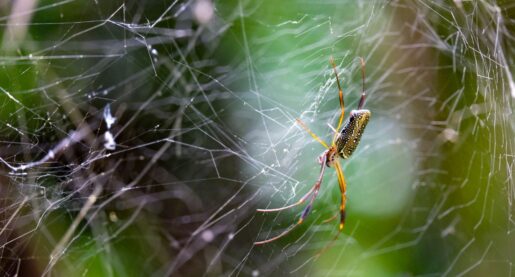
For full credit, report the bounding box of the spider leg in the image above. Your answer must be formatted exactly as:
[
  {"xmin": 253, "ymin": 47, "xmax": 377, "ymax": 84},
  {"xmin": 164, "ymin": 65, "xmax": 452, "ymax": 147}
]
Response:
[
  {"xmin": 358, "ymin": 57, "xmax": 367, "ymax": 110},
  {"xmin": 314, "ymin": 159, "xmax": 347, "ymax": 256},
  {"xmin": 254, "ymin": 161, "xmax": 327, "ymax": 245},
  {"xmin": 334, "ymin": 160, "xmax": 347, "ymax": 231},
  {"xmin": 256, "ymin": 185, "xmax": 316, "ymax": 213},
  {"xmin": 253, "ymin": 223, "xmax": 299, "ymax": 245},
  {"xmin": 296, "ymin": 119, "xmax": 329, "ymax": 149},
  {"xmin": 254, "ymin": 194, "xmax": 320, "ymax": 246},
  {"xmin": 322, "ymin": 214, "xmax": 338, "ymax": 224},
  {"xmin": 330, "ymin": 56, "xmax": 345, "ymax": 146},
  {"xmin": 297, "ymin": 173, "xmax": 323, "ymax": 224}
]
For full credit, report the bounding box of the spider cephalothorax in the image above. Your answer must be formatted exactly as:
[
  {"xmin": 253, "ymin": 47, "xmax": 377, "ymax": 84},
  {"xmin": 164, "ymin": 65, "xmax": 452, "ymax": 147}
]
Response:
[
  {"xmin": 319, "ymin": 147, "xmax": 338, "ymax": 167},
  {"xmin": 255, "ymin": 57, "xmax": 370, "ymax": 252}
]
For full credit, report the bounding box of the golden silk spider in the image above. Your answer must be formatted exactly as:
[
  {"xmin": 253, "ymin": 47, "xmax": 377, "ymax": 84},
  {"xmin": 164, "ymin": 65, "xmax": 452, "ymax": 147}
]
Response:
[{"xmin": 255, "ymin": 57, "xmax": 370, "ymax": 247}]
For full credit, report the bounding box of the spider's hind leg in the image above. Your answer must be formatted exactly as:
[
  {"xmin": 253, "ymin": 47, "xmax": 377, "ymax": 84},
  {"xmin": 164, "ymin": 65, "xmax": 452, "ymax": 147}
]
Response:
[
  {"xmin": 256, "ymin": 185, "xmax": 316, "ymax": 213},
  {"xmin": 313, "ymin": 159, "xmax": 347, "ymax": 256},
  {"xmin": 254, "ymin": 180, "xmax": 323, "ymax": 245},
  {"xmin": 254, "ymin": 159, "xmax": 327, "ymax": 245}
]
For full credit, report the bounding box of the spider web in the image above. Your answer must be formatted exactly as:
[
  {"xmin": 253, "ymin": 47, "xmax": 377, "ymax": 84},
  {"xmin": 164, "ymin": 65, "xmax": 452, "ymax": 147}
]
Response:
[{"xmin": 0, "ymin": 0, "xmax": 513, "ymax": 276}]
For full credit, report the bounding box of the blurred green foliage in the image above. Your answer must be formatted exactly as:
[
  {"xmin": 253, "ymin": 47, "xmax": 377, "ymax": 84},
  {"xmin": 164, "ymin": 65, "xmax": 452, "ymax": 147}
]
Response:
[{"xmin": 0, "ymin": 0, "xmax": 513, "ymax": 276}]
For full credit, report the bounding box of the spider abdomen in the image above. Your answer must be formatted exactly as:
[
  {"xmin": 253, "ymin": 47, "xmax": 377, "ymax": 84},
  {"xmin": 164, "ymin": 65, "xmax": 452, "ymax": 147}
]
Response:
[{"xmin": 336, "ymin": 109, "xmax": 371, "ymax": 159}]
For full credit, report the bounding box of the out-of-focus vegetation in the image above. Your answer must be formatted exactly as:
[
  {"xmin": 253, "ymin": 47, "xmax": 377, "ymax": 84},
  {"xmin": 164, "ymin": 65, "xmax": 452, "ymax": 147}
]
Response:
[{"xmin": 0, "ymin": 1, "xmax": 513, "ymax": 276}]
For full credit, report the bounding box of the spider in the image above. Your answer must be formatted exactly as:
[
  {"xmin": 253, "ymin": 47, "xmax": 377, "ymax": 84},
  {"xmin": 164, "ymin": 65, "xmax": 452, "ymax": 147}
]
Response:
[{"xmin": 255, "ymin": 57, "xmax": 370, "ymax": 247}]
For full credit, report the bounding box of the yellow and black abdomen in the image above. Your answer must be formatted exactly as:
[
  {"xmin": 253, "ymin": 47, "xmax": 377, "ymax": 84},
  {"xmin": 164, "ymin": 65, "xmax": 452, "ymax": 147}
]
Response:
[{"xmin": 336, "ymin": 110, "xmax": 371, "ymax": 159}]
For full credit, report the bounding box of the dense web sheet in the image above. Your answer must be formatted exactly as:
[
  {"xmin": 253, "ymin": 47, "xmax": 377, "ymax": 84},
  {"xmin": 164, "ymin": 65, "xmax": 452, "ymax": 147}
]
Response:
[{"xmin": 0, "ymin": 0, "xmax": 513, "ymax": 276}]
